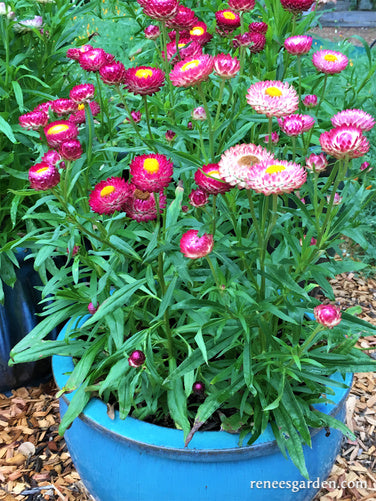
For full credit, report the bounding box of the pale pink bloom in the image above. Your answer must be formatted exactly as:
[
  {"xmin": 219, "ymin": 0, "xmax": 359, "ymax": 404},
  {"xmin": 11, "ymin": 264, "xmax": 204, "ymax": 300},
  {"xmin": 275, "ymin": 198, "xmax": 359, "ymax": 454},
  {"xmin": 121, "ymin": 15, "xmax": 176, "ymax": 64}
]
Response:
[
  {"xmin": 246, "ymin": 80, "xmax": 299, "ymax": 118},
  {"xmin": 180, "ymin": 229, "xmax": 214, "ymax": 259},
  {"xmin": 314, "ymin": 303, "xmax": 341, "ymax": 328},
  {"xmin": 305, "ymin": 153, "xmax": 328, "ymax": 172},
  {"xmin": 312, "ymin": 50, "xmax": 348, "ymax": 74},
  {"xmin": 246, "ymin": 159, "xmax": 307, "ymax": 195},
  {"xmin": 170, "ymin": 55, "xmax": 214, "ymax": 88},
  {"xmin": 192, "ymin": 106, "xmax": 207, "ymax": 121},
  {"xmin": 14, "ymin": 15, "xmax": 43, "ymax": 32},
  {"xmin": 331, "ymin": 109, "xmax": 375, "ymax": 132},
  {"xmin": 327, "ymin": 192, "xmax": 342, "ymax": 205},
  {"xmin": 303, "ymin": 94, "xmax": 318, "ymax": 108},
  {"xmin": 284, "ymin": 35, "xmax": 312, "ymax": 55},
  {"xmin": 278, "ymin": 114, "xmax": 314, "ymax": 136},
  {"xmin": 320, "ymin": 125, "xmax": 369, "ymax": 159},
  {"xmin": 144, "ymin": 25, "xmax": 160, "ymax": 40},
  {"xmin": 213, "ymin": 54, "xmax": 240, "ymax": 79}
]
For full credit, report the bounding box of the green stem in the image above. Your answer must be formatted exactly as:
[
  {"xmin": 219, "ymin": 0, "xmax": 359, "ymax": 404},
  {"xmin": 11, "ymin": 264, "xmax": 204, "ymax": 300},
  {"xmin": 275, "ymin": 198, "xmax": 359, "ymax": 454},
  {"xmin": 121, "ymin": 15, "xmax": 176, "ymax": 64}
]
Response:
[
  {"xmin": 197, "ymin": 121, "xmax": 209, "ymax": 163},
  {"xmin": 316, "ymin": 74, "xmax": 329, "ymax": 117},
  {"xmin": 297, "ymin": 55, "xmax": 302, "ymax": 110},
  {"xmin": 197, "ymin": 83, "xmax": 215, "ymax": 162},
  {"xmin": 206, "ymin": 255, "xmax": 221, "ymax": 291},
  {"xmin": 214, "ymin": 79, "xmax": 226, "ymax": 130},
  {"xmin": 292, "ymin": 135, "xmax": 297, "ymax": 163},
  {"xmin": 143, "ymin": 95, "xmax": 154, "ymax": 140},
  {"xmin": 267, "ymin": 116, "xmax": 274, "ymax": 153},
  {"xmin": 212, "ymin": 194, "xmax": 217, "ymax": 237}
]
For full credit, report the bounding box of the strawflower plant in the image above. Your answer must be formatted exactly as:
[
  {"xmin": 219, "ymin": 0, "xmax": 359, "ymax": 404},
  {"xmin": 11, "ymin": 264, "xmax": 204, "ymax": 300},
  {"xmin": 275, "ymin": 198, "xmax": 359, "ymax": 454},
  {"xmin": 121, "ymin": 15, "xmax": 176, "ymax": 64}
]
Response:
[{"xmin": 9, "ymin": 0, "xmax": 376, "ymax": 479}]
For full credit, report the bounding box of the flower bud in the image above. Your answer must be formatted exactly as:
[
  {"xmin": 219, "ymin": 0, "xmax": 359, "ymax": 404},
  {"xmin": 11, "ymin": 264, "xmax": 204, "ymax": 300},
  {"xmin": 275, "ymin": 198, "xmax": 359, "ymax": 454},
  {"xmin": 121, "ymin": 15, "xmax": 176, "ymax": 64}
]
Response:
[
  {"xmin": 192, "ymin": 106, "xmax": 206, "ymax": 121},
  {"xmin": 180, "ymin": 229, "xmax": 214, "ymax": 259},
  {"xmin": 144, "ymin": 24, "xmax": 160, "ymax": 40},
  {"xmin": 192, "ymin": 381, "xmax": 205, "ymax": 395},
  {"xmin": 88, "ymin": 302, "xmax": 98, "ymax": 315},
  {"xmin": 313, "ymin": 304, "xmax": 342, "ymax": 329},
  {"xmin": 188, "ymin": 189, "xmax": 209, "ymax": 208},
  {"xmin": 128, "ymin": 350, "xmax": 146, "ymax": 367},
  {"xmin": 303, "ymin": 94, "xmax": 318, "ymax": 108}
]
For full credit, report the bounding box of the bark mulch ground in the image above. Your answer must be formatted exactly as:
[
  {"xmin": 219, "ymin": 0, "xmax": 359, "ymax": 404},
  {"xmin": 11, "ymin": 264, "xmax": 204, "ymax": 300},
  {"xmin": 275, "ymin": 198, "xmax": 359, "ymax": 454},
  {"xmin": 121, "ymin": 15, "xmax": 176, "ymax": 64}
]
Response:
[{"xmin": 0, "ymin": 273, "xmax": 375, "ymax": 501}]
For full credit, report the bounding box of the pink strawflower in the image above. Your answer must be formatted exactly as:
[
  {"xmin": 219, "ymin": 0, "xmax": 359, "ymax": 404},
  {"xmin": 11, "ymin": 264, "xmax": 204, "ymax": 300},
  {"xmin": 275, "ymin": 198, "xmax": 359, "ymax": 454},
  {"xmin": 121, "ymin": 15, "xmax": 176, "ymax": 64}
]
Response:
[
  {"xmin": 89, "ymin": 177, "xmax": 131, "ymax": 215},
  {"xmin": 124, "ymin": 186, "xmax": 166, "ymax": 222},
  {"xmin": 300, "ymin": 235, "xmax": 317, "ymax": 246},
  {"xmin": 246, "ymin": 80, "xmax": 299, "ymax": 118},
  {"xmin": 319, "ymin": 125, "xmax": 369, "ymax": 159},
  {"xmin": 278, "ymin": 113, "xmax": 315, "ymax": 135},
  {"xmin": 59, "ymin": 139, "xmax": 83, "ymax": 161},
  {"xmin": 213, "ymin": 53, "xmax": 240, "ymax": 79},
  {"xmin": 314, "ymin": 303, "xmax": 342, "ymax": 329},
  {"xmin": 69, "ymin": 83, "xmax": 95, "ymax": 103},
  {"xmin": 19, "ymin": 110, "xmax": 48, "ymax": 130},
  {"xmin": 144, "ymin": 25, "xmax": 160, "ymax": 40},
  {"xmin": 248, "ymin": 33, "xmax": 266, "ymax": 54},
  {"xmin": 164, "ymin": 38, "xmax": 202, "ymax": 63},
  {"xmin": 66, "ymin": 44, "xmax": 93, "ymax": 61},
  {"xmin": 249, "ymin": 22, "xmax": 268, "ymax": 33},
  {"xmin": 34, "ymin": 101, "xmax": 53, "ymax": 114},
  {"xmin": 88, "ymin": 302, "xmax": 98, "ymax": 315},
  {"xmin": 70, "ymin": 245, "xmax": 80, "ymax": 257},
  {"xmin": 128, "ymin": 350, "xmax": 146, "ymax": 367},
  {"xmin": 228, "ymin": 0, "xmax": 255, "ymax": 11},
  {"xmin": 44, "ymin": 120, "xmax": 79, "ymax": 148},
  {"xmin": 194, "ymin": 164, "xmax": 231, "ymax": 194},
  {"xmin": 143, "ymin": 0, "xmax": 179, "ymax": 20},
  {"xmin": 41, "ymin": 150, "xmax": 62, "ymax": 166},
  {"xmin": 233, "ymin": 32, "xmax": 256, "ymax": 48},
  {"xmin": 189, "ymin": 188, "xmax": 209, "ymax": 207},
  {"xmin": 192, "ymin": 381, "xmax": 206, "ymax": 395},
  {"xmin": 312, "ymin": 50, "xmax": 348, "ymax": 75},
  {"xmin": 331, "ymin": 109, "xmax": 375, "ymax": 132},
  {"xmin": 192, "ymin": 106, "xmax": 207, "ymax": 121},
  {"xmin": 51, "ymin": 99, "xmax": 77, "ymax": 116},
  {"xmin": 187, "ymin": 121, "xmax": 193, "ymax": 129},
  {"xmin": 29, "ymin": 162, "xmax": 60, "ymax": 191},
  {"xmin": 68, "ymin": 102, "xmax": 101, "ymax": 125},
  {"xmin": 305, "ymin": 153, "xmax": 328, "ymax": 172},
  {"xmin": 215, "ymin": 10, "xmax": 241, "ymax": 31},
  {"xmin": 189, "ymin": 21, "xmax": 212, "ymax": 45},
  {"xmin": 284, "ymin": 35, "xmax": 312, "ymax": 55},
  {"xmin": 246, "ymin": 159, "xmax": 307, "ymax": 195},
  {"xmin": 170, "ymin": 55, "xmax": 214, "ymax": 88},
  {"xmin": 280, "ymin": 0, "xmax": 315, "ymax": 13},
  {"xmin": 124, "ymin": 66, "xmax": 165, "ymax": 95},
  {"xmin": 360, "ymin": 161, "xmax": 371, "ymax": 171},
  {"xmin": 130, "ymin": 154, "xmax": 173, "ymax": 192},
  {"xmin": 219, "ymin": 143, "xmax": 275, "ymax": 188},
  {"xmin": 126, "ymin": 111, "xmax": 142, "ymax": 124},
  {"xmin": 99, "ymin": 61, "xmax": 126, "ymax": 85},
  {"xmin": 180, "ymin": 229, "xmax": 214, "ymax": 259},
  {"xmin": 79, "ymin": 48, "xmax": 107, "ymax": 72},
  {"xmin": 165, "ymin": 129, "xmax": 176, "ymax": 142},
  {"xmin": 327, "ymin": 192, "xmax": 343, "ymax": 205},
  {"xmin": 166, "ymin": 5, "xmax": 197, "ymax": 29},
  {"xmin": 303, "ymin": 94, "xmax": 318, "ymax": 108},
  {"xmin": 104, "ymin": 52, "xmax": 115, "ymax": 64},
  {"xmin": 264, "ymin": 132, "xmax": 280, "ymax": 144}
]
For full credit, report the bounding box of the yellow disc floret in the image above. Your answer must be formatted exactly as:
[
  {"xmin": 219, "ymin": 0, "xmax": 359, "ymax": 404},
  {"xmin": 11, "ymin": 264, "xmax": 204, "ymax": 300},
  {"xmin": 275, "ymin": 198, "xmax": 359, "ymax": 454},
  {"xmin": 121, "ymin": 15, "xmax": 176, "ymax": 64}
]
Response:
[
  {"xmin": 100, "ymin": 185, "xmax": 115, "ymax": 197},
  {"xmin": 265, "ymin": 164, "xmax": 286, "ymax": 174},
  {"xmin": 190, "ymin": 27, "xmax": 204, "ymax": 36},
  {"xmin": 323, "ymin": 54, "xmax": 338, "ymax": 62},
  {"xmin": 223, "ymin": 11, "xmax": 236, "ymax": 20},
  {"xmin": 48, "ymin": 124, "xmax": 70, "ymax": 135},
  {"xmin": 135, "ymin": 69, "xmax": 153, "ymax": 79},
  {"xmin": 265, "ymin": 87, "xmax": 283, "ymax": 97},
  {"xmin": 207, "ymin": 170, "xmax": 220, "ymax": 179},
  {"xmin": 36, "ymin": 167, "xmax": 49, "ymax": 174},
  {"xmin": 181, "ymin": 60, "xmax": 200, "ymax": 72},
  {"xmin": 143, "ymin": 158, "xmax": 160, "ymax": 174}
]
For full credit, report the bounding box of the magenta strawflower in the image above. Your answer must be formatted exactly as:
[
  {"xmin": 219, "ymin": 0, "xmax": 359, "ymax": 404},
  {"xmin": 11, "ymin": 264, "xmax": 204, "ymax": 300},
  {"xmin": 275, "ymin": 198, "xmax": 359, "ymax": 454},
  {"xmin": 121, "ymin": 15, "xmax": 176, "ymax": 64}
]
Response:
[
  {"xmin": 189, "ymin": 22, "xmax": 212, "ymax": 45},
  {"xmin": 278, "ymin": 114, "xmax": 315, "ymax": 136},
  {"xmin": 213, "ymin": 54, "xmax": 240, "ymax": 79},
  {"xmin": 249, "ymin": 22, "xmax": 268, "ymax": 34},
  {"xmin": 192, "ymin": 106, "xmax": 207, "ymax": 121},
  {"xmin": 233, "ymin": 32, "xmax": 256, "ymax": 48},
  {"xmin": 284, "ymin": 35, "xmax": 312, "ymax": 55},
  {"xmin": 248, "ymin": 33, "xmax": 266, "ymax": 54},
  {"xmin": 187, "ymin": 121, "xmax": 193, "ymax": 129},
  {"xmin": 170, "ymin": 55, "xmax": 214, "ymax": 88},
  {"xmin": 130, "ymin": 154, "xmax": 173, "ymax": 192},
  {"xmin": 192, "ymin": 381, "xmax": 206, "ymax": 395},
  {"xmin": 89, "ymin": 177, "xmax": 131, "ymax": 215},
  {"xmin": 189, "ymin": 188, "xmax": 209, "ymax": 207},
  {"xmin": 331, "ymin": 109, "xmax": 375, "ymax": 132},
  {"xmin": 312, "ymin": 50, "xmax": 348, "ymax": 75},
  {"xmin": 29, "ymin": 162, "xmax": 60, "ymax": 191},
  {"xmin": 124, "ymin": 186, "xmax": 167, "ymax": 222},
  {"xmin": 319, "ymin": 125, "xmax": 369, "ymax": 159},
  {"xmin": 126, "ymin": 111, "xmax": 142, "ymax": 124},
  {"xmin": 19, "ymin": 110, "xmax": 48, "ymax": 130},
  {"xmin": 180, "ymin": 229, "xmax": 214, "ymax": 259},
  {"xmin": 143, "ymin": 0, "xmax": 179, "ymax": 20},
  {"xmin": 88, "ymin": 302, "xmax": 98, "ymax": 315},
  {"xmin": 228, "ymin": 0, "xmax": 255, "ymax": 11},
  {"xmin": 51, "ymin": 99, "xmax": 77, "ymax": 116},
  {"xmin": 124, "ymin": 66, "xmax": 165, "ymax": 95},
  {"xmin": 360, "ymin": 161, "xmax": 371, "ymax": 171},
  {"xmin": 59, "ymin": 139, "xmax": 83, "ymax": 161},
  {"xmin": 218, "ymin": 143, "xmax": 275, "ymax": 188},
  {"xmin": 144, "ymin": 25, "xmax": 160, "ymax": 40},
  {"xmin": 66, "ymin": 44, "xmax": 93, "ymax": 61},
  {"xmin": 41, "ymin": 150, "xmax": 62, "ymax": 166},
  {"xmin": 305, "ymin": 153, "xmax": 328, "ymax": 172},
  {"xmin": 264, "ymin": 132, "xmax": 280, "ymax": 145},
  {"xmin": 44, "ymin": 120, "xmax": 79, "ymax": 148},
  {"xmin": 303, "ymin": 94, "xmax": 318, "ymax": 108},
  {"xmin": 69, "ymin": 83, "xmax": 95, "ymax": 103},
  {"xmin": 314, "ymin": 303, "xmax": 342, "ymax": 329},
  {"xmin": 166, "ymin": 5, "xmax": 197, "ymax": 29},
  {"xmin": 99, "ymin": 61, "xmax": 126, "ymax": 85},
  {"xmin": 68, "ymin": 102, "xmax": 101, "ymax": 125},
  {"xmin": 246, "ymin": 159, "xmax": 307, "ymax": 195},
  {"xmin": 79, "ymin": 48, "xmax": 107, "ymax": 72},
  {"xmin": 164, "ymin": 38, "xmax": 202, "ymax": 63},
  {"xmin": 34, "ymin": 101, "xmax": 53, "ymax": 114},
  {"xmin": 280, "ymin": 0, "xmax": 315, "ymax": 13},
  {"xmin": 194, "ymin": 164, "xmax": 231, "ymax": 194},
  {"xmin": 128, "ymin": 350, "xmax": 146, "ymax": 367},
  {"xmin": 246, "ymin": 80, "xmax": 299, "ymax": 118},
  {"xmin": 215, "ymin": 10, "xmax": 241, "ymax": 32}
]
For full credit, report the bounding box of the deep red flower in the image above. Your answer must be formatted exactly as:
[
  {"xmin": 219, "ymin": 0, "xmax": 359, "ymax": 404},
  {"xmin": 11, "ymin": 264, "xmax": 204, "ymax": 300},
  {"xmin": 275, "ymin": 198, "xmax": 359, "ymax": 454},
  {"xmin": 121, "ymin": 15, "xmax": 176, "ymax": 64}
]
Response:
[{"xmin": 99, "ymin": 62, "xmax": 126, "ymax": 85}]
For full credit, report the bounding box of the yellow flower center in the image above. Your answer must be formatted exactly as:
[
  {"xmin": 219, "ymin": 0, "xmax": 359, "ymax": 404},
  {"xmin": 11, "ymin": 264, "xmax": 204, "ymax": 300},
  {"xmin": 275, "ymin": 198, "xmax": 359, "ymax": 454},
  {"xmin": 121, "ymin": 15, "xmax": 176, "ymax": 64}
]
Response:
[
  {"xmin": 223, "ymin": 11, "xmax": 236, "ymax": 20},
  {"xmin": 324, "ymin": 54, "xmax": 338, "ymax": 62},
  {"xmin": 100, "ymin": 185, "xmax": 115, "ymax": 197},
  {"xmin": 47, "ymin": 124, "xmax": 70, "ymax": 135},
  {"xmin": 207, "ymin": 170, "xmax": 220, "ymax": 179},
  {"xmin": 265, "ymin": 87, "xmax": 283, "ymax": 97},
  {"xmin": 190, "ymin": 27, "xmax": 204, "ymax": 36},
  {"xmin": 265, "ymin": 164, "xmax": 286, "ymax": 174},
  {"xmin": 181, "ymin": 59, "xmax": 200, "ymax": 72},
  {"xmin": 78, "ymin": 103, "xmax": 85, "ymax": 110},
  {"xmin": 135, "ymin": 69, "xmax": 153, "ymax": 78},
  {"xmin": 143, "ymin": 158, "xmax": 160, "ymax": 174},
  {"xmin": 36, "ymin": 167, "xmax": 49, "ymax": 174}
]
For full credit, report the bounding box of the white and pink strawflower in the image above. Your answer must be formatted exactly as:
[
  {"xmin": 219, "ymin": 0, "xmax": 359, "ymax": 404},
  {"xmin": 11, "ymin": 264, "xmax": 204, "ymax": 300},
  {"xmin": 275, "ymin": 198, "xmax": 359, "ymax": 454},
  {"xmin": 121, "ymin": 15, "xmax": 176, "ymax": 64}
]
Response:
[
  {"xmin": 170, "ymin": 55, "xmax": 214, "ymax": 88},
  {"xmin": 59, "ymin": 139, "xmax": 83, "ymax": 161},
  {"xmin": 68, "ymin": 102, "xmax": 100, "ymax": 125},
  {"xmin": 89, "ymin": 177, "xmax": 131, "ymax": 215},
  {"xmin": 29, "ymin": 162, "xmax": 60, "ymax": 191},
  {"xmin": 192, "ymin": 106, "xmax": 207, "ymax": 121},
  {"xmin": 70, "ymin": 83, "xmax": 95, "ymax": 103},
  {"xmin": 278, "ymin": 113, "xmax": 314, "ymax": 136},
  {"xmin": 124, "ymin": 66, "xmax": 165, "ymax": 95},
  {"xmin": 164, "ymin": 38, "xmax": 202, "ymax": 63},
  {"xmin": 246, "ymin": 159, "xmax": 307, "ymax": 195},
  {"xmin": 19, "ymin": 110, "xmax": 48, "ymax": 130},
  {"xmin": 314, "ymin": 303, "xmax": 342, "ymax": 328},
  {"xmin": 14, "ymin": 15, "xmax": 43, "ymax": 33},
  {"xmin": 165, "ymin": 129, "xmax": 176, "ymax": 142},
  {"xmin": 130, "ymin": 154, "xmax": 173, "ymax": 192},
  {"xmin": 79, "ymin": 48, "xmax": 107, "ymax": 72},
  {"xmin": 215, "ymin": 9, "xmax": 241, "ymax": 32},
  {"xmin": 331, "ymin": 109, "xmax": 375, "ymax": 132},
  {"xmin": 51, "ymin": 98, "xmax": 77, "ymax": 116},
  {"xmin": 280, "ymin": 0, "xmax": 315, "ymax": 13},
  {"xmin": 126, "ymin": 111, "xmax": 142, "ymax": 124},
  {"xmin": 218, "ymin": 143, "xmax": 274, "ymax": 188},
  {"xmin": 249, "ymin": 22, "xmax": 268, "ymax": 33},
  {"xmin": 264, "ymin": 132, "xmax": 280, "ymax": 145},
  {"xmin": 319, "ymin": 125, "xmax": 369, "ymax": 159},
  {"xmin": 144, "ymin": 25, "xmax": 160, "ymax": 40},
  {"xmin": 246, "ymin": 80, "xmax": 299, "ymax": 118},
  {"xmin": 213, "ymin": 54, "xmax": 240, "ymax": 79},
  {"xmin": 228, "ymin": 0, "xmax": 255, "ymax": 11},
  {"xmin": 128, "ymin": 350, "xmax": 146, "ymax": 367},
  {"xmin": 34, "ymin": 101, "xmax": 53, "ymax": 114},
  {"xmin": 189, "ymin": 188, "xmax": 209, "ymax": 207},
  {"xmin": 312, "ymin": 50, "xmax": 348, "ymax": 74},
  {"xmin": 327, "ymin": 192, "xmax": 343, "ymax": 205},
  {"xmin": 124, "ymin": 187, "xmax": 167, "ymax": 222},
  {"xmin": 180, "ymin": 229, "xmax": 214, "ymax": 259},
  {"xmin": 284, "ymin": 35, "xmax": 312, "ymax": 55},
  {"xmin": 44, "ymin": 120, "xmax": 79, "ymax": 148},
  {"xmin": 303, "ymin": 94, "xmax": 318, "ymax": 108},
  {"xmin": 194, "ymin": 164, "xmax": 231, "ymax": 195},
  {"xmin": 305, "ymin": 153, "xmax": 328, "ymax": 172}
]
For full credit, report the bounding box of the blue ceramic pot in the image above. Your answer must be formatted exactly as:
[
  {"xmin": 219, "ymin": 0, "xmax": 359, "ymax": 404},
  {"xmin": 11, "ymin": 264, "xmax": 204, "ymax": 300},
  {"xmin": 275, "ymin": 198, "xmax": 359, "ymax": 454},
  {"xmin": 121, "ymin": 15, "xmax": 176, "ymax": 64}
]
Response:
[{"xmin": 53, "ymin": 320, "xmax": 352, "ymax": 501}]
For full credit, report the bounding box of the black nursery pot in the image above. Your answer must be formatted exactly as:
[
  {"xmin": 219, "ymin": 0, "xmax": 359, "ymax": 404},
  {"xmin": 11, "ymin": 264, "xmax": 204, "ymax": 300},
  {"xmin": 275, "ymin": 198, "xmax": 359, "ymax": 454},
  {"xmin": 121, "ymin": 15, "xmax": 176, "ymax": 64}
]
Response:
[{"xmin": 0, "ymin": 249, "xmax": 57, "ymax": 393}]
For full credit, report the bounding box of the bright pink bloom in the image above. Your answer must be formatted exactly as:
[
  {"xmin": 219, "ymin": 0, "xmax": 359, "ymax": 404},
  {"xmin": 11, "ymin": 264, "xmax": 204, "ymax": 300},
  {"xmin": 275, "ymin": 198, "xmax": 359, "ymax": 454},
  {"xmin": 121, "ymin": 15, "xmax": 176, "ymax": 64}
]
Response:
[
  {"xmin": 130, "ymin": 154, "xmax": 173, "ymax": 192},
  {"xmin": 180, "ymin": 229, "xmax": 214, "ymax": 259},
  {"xmin": 192, "ymin": 106, "xmax": 207, "ymax": 121},
  {"xmin": 215, "ymin": 10, "xmax": 241, "ymax": 31},
  {"xmin": 166, "ymin": 5, "xmax": 197, "ymax": 29},
  {"xmin": 213, "ymin": 53, "xmax": 240, "ymax": 79},
  {"xmin": 126, "ymin": 111, "xmax": 142, "ymax": 124},
  {"xmin": 124, "ymin": 187, "xmax": 166, "ymax": 222},
  {"xmin": 233, "ymin": 32, "xmax": 256, "ymax": 48},
  {"xmin": 189, "ymin": 21, "xmax": 212, "ymax": 45},
  {"xmin": 59, "ymin": 139, "xmax": 83, "ymax": 161},
  {"xmin": 128, "ymin": 350, "xmax": 146, "ymax": 367},
  {"xmin": 189, "ymin": 188, "xmax": 209, "ymax": 207},
  {"xmin": 29, "ymin": 162, "xmax": 60, "ymax": 191},
  {"xmin": 51, "ymin": 99, "xmax": 77, "ymax": 116},
  {"xmin": 280, "ymin": 0, "xmax": 315, "ymax": 13},
  {"xmin": 187, "ymin": 121, "xmax": 193, "ymax": 129},
  {"xmin": 360, "ymin": 161, "xmax": 371, "ymax": 171},
  {"xmin": 143, "ymin": 0, "xmax": 179, "ymax": 20},
  {"xmin": 88, "ymin": 302, "xmax": 98, "ymax": 315},
  {"xmin": 192, "ymin": 381, "xmax": 205, "ymax": 395},
  {"xmin": 248, "ymin": 33, "xmax": 266, "ymax": 53},
  {"xmin": 331, "ymin": 109, "xmax": 375, "ymax": 132},
  {"xmin": 66, "ymin": 44, "xmax": 93, "ymax": 61},
  {"xmin": 69, "ymin": 83, "xmax": 95, "ymax": 103},
  {"xmin": 44, "ymin": 120, "xmax": 79, "ymax": 148},
  {"xmin": 246, "ymin": 159, "xmax": 307, "ymax": 195},
  {"xmin": 124, "ymin": 66, "xmax": 165, "ymax": 95},
  {"xmin": 41, "ymin": 150, "xmax": 62, "ymax": 166},
  {"xmin": 99, "ymin": 61, "xmax": 126, "ymax": 85},
  {"xmin": 34, "ymin": 101, "xmax": 53, "ymax": 114},
  {"xmin": 79, "ymin": 48, "xmax": 107, "ymax": 72},
  {"xmin": 170, "ymin": 55, "xmax": 214, "ymax": 87},
  {"xmin": 264, "ymin": 132, "xmax": 280, "ymax": 145},
  {"xmin": 228, "ymin": 0, "xmax": 255, "ymax": 11},
  {"xmin": 314, "ymin": 304, "xmax": 342, "ymax": 328},
  {"xmin": 19, "ymin": 110, "xmax": 48, "ymax": 130},
  {"xmin": 144, "ymin": 25, "xmax": 160, "ymax": 39},
  {"xmin": 194, "ymin": 164, "xmax": 231, "ymax": 194},
  {"xmin": 246, "ymin": 80, "xmax": 299, "ymax": 118},
  {"xmin": 89, "ymin": 177, "xmax": 131, "ymax": 215},
  {"xmin": 284, "ymin": 35, "xmax": 312, "ymax": 55},
  {"xmin": 320, "ymin": 125, "xmax": 369, "ymax": 159},
  {"xmin": 312, "ymin": 50, "xmax": 348, "ymax": 74},
  {"xmin": 249, "ymin": 22, "xmax": 268, "ymax": 33},
  {"xmin": 305, "ymin": 153, "xmax": 328, "ymax": 172},
  {"xmin": 68, "ymin": 102, "xmax": 101, "ymax": 125},
  {"xmin": 164, "ymin": 38, "xmax": 202, "ymax": 63},
  {"xmin": 278, "ymin": 114, "xmax": 315, "ymax": 135},
  {"xmin": 303, "ymin": 94, "xmax": 318, "ymax": 108}
]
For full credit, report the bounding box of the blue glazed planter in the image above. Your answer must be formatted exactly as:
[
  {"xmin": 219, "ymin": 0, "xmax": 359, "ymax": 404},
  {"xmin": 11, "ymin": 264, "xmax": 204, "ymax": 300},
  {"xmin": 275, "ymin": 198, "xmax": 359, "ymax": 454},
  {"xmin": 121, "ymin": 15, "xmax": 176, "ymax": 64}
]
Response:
[{"xmin": 53, "ymin": 319, "xmax": 352, "ymax": 501}]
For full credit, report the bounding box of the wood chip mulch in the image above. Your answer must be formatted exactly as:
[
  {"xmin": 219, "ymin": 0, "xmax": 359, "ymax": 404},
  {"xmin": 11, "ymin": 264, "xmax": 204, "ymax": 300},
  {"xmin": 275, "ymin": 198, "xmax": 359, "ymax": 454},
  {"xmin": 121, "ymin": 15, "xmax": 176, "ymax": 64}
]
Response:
[{"xmin": 0, "ymin": 273, "xmax": 375, "ymax": 501}]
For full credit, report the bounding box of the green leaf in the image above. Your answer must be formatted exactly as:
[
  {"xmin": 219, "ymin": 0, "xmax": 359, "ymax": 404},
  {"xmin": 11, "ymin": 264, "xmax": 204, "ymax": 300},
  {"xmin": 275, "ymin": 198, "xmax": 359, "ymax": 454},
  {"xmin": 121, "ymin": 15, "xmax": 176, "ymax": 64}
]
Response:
[
  {"xmin": 58, "ymin": 380, "xmax": 91, "ymax": 435},
  {"xmin": 11, "ymin": 81, "xmax": 24, "ymax": 112},
  {"xmin": 0, "ymin": 115, "xmax": 16, "ymax": 143},
  {"xmin": 281, "ymin": 382, "xmax": 311, "ymax": 446},
  {"xmin": 168, "ymin": 378, "xmax": 190, "ymax": 439},
  {"xmin": 264, "ymin": 373, "xmax": 286, "ymax": 411},
  {"xmin": 119, "ymin": 371, "xmax": 141, "ymax": 419},
  {"xmin": 194, "ymin": 329, "xmax": 208, "ymax": 364},
  {"xmin": 157, "ymin": 275, "xmax": 178, "ymax": 320},
  {"xmin": 109, "ymin": 235, "xmax": 141, "ymax": 261}
]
